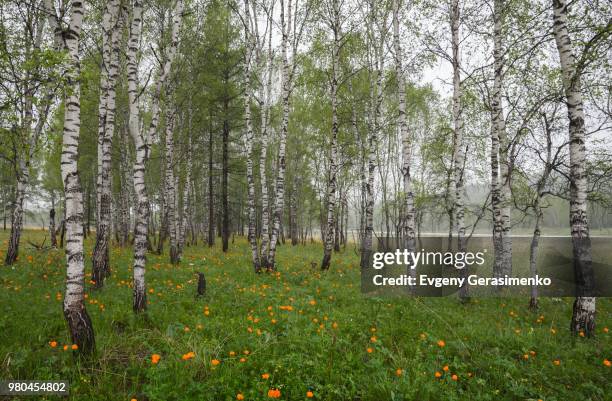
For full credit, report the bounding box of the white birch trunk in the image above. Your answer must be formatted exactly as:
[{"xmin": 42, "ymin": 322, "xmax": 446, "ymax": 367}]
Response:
[
  {"xmin": 267, "ymin": 0, "xmax": 292, "ymax": 270},
  {"xmin": 393, "ymin": 0, "xmax": 416, "ymax": 266},
  {"xmin": 451, "ymin": 0, "xmax": 468, "ymax": 299},
  {"xmin": 258, "ymin": 9, "xmax": 274, "ymax": 268},
  {"xmin": 551, "ymin": 0, "xmax": 595, "ymax": 335},
  {"xmin": 93, "ymin": 0, "xmax": 123, "ymax": 287},
  {"xmin": 321, "ymin": 0, "xmax": 340, "ymax": 271},
  {"xmin": 491, "ymin": 0, "xmax": 512, "ymax": 282},
  {"xmin": 165, "ymin": 108, "xmax": 179, "ymax": 264},
  {"xmin": 243, "ymin": 0, "xmax": 260, "ymax": 272},
  {"xmin": 57, "ymin": 0, "xmax": 95, "ymax": 353},
  {"xmin": 127, "ymin": 0, "xmax": 149, "ymax": 312}
]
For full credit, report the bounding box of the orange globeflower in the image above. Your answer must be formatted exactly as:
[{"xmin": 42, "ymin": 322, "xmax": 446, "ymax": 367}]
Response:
[
  {"xmin": 71, "ymin": 344, "xmax": 78, "ymax": 350},
  {"xmin": 182, "ymin": 352, "xmax": 195, "ymax": 360},
  {"xmin": 267, "ymin": 388, "xmax": 281, "ymax": 398},
  {"xmin": 236, "ymin": 394, "xmax": 245, "ymax": 400},
  {"xmin": 229, "ymin": 351, "xmax": 236, "ymax": 357},
  {"xmin": 306, "ymin": 391, "xmax": 314, "ymax": 398},
  {"xmin": 49, "ymin": 341, "xmax": 57, "ymax": 348},
  {"xmin": 553, "ymin": 359, "xmax": 560, "ymax": 366},
  {"xmin": 261, "ymin": 373, "xmax": 270, "ymax": 379},
  {"xmin": 434, "ymin": 371, "xmax": 442, "ymax": 378},
  {"xmin": 151, "ymin": 354, "xmax": 161, "ymax": 364},
  {"xmin": 366, "ymin": 347, "xmax": 373, "ymax": 354},
  {"xmin": 211, "ymin": 359, "xmax": 220, "ymax": 366},
  {"xmin": 437, "ymin": 340, "xmax": 445, "ymax": 347},
  {"xmin": 442, "ymin": 365, "xmax": 449, "ymax": 372},
  {"xmin": 451, "ymin": 374, "xmax": 458, "ymax": 381},
  {"xmin": 604, "ymin": 359, "xmax": 611, "ymax": 367},
  {"xmin": 395, "ymin": 368, "xmax": 403, "ymax": 377},
  {"xmin": 63, "ymin": 345, "xmax": 68, "ymax": 351}
]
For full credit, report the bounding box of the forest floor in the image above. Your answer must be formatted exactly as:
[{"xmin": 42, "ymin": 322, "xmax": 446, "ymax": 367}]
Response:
[{"xmin": 0, "ymin": 230, "xmax": 610, "ymax": 401}]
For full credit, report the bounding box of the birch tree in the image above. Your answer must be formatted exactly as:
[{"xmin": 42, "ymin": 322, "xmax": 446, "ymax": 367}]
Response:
[
  {"xmin": 320, "ymin": 0, "xmax": 342, "ymax": 271},
  {"xmin": 393, "ymin": 0, "xmax": 416, "ymax": 260},
  {"xmin": 53, "ymin": 0, "xmax": 95, "ymax": 352},
  {"xmin": 92, "ymin": 0, "xmax": 124, "ymax": 288},
  {"xmin": 490, "ymin": 0, "xmax": 512, "ymax": 282},
  {"xmin": 551, "ymin": 0, "xmax": 596, "ymax": 335},
  {"xmin": 237, "ymin": 0, "xmax": 260, "ymax": 271},
  {"xmin": 359, "ymin": 0, "xmax": 383, "ymax": 270},
  {"xmin": 267, "ymin": 0, "xmax": 308, "ymax": 270},
  {"xmin": 450, "ymin": 0, "xmax": 468, "ymax": 299}
]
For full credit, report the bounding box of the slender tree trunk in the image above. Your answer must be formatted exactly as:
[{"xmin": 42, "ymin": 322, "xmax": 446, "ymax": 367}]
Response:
[
  {"xmin": 93, "ymin": 0, "xmax": 123, "ymax": 287},
  {"xmin": 178, "ymin": 124, "xmax": 192, "ymax": 258},
  {"xmin": 268, "ymin": 0, "xmax": 292, "ymax": 270},
  {"xmin": 491, "ymin": 0, "xmax": 512, "ymax": 282},
  {"xmin": 393, "ymin": 0, "xmax": 416, "ymax": 281},
  {"xmin": 165, "ymin": 108, "xmax": 179, "ymax": 264},
  {"xmin": 529, "ymin": 200, "xmax": 542, "ymax": 310},
  {"xmin": 243, "ymin": 0, "xmax": 260, "ymax": 271},
  {"xmin": 50, "ymin": 193, "xmax": 57, "ymax": 248},
  {"xmin": 259, "ymin": 14, "xmax": 274, "ymax": 267},
  {"xmin": 5, "ymin": 175, "xmax": 26, "ymax": 265},
  {"xmin": 208, "ymin": 123, "xmax": 215, "ymax": 247},
  {"xmin": 552, "ymin": 0, "xmax": 595, "ymax": 335},
  {"xmin": 222, "ymin": 110, "xmax": 230, "ymax": 253},
  {"xmin": 126, "ymin": 0, "xmax": 149, "ymax": 313},
  {"xmin": 450, "ymin": 0, "xmax": 469, "ymax": 300},
  {"xmin": 55, "ymin": 0, "xmax": 95, "ymax": 353},
  {"xmin": 321, "ymin": 2, "xmax": 340, "ymax": 271}
]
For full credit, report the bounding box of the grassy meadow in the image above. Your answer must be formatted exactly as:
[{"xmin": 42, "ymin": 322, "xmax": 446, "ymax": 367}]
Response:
[{"xmin": 0, "ymin": 230, "xmax": 610, "ymax": 401}]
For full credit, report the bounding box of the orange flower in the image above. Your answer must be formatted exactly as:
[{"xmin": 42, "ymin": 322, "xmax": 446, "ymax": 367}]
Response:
[
  {"xmin": 71, "ymin": 344, "xmax": 78, "ymax": 350},
  {"xmin": 240, "ymin": 357, "xmax": 247, "ymax": 363},
  {"xmin": 229, "ymin": 351, "xmax": 236, "ymax": 357},
  {"xmin": 63, "ymin": 345, "xmax": 68, "ymax": 351},
  {"xmin": 523, "ymin": 354, "xmax": 529, "ymax": 360},
  {"xmin": 437, "ymin": 340, "xmax": 445, "ymax": 347},
  {"xmin": 261, "ymin": 373, "xmax": 270, "ymax": 379},
  {"xmin": 442, "ymin": 365, "xmax": 449, "ymax": 372},
  {"xmin": 211, "ymin": 359, "xmax": 220, "ymax": 366},
  {"xmin": 151, "ymin": 354, "xmax": 161, "ymax": 364},
  {"xmin": 370, "ymin": 336, "xmax": 377, "ymax": 343},
  {"xmin": 49, "ymin": 341, "xmax": 57, "ymax": 348},
  {"xmin": 309, "ymin": 300, "xmax": 316, "ymax": 306},
  {"xmin": 451, "ymin": 374, "xmax": 458, "ymax": 381},
  {"xmin": 395, "ymin": 368, "xmax": 403, "ymax": 377},
  {"xmin": 332, "ymin": 322, "xmax": 338, "ymax": 329},
  {"xmin": 434, "ymin": 371, "xmax": 442, "ymax": 378},
  {"xmin": 236, "ymin": 394, "xmax": 245, "ymax": 400},
  {"xmin": 267, "ymin": 388, "xmax": 281, "ymax": 398},
  {"xmin": 553, "ymin": 359, "xmax": 560, "ymax": 366},
  {"xmin": 604, "ymin": 359, "xmax": 611, "ymax": 367},
  {"xmin": 603, "ymin": 327, "xmax": 609, "ymax": 333},
  {"xmin": 366, "ymin": 347, "xmax": 373, "ymax": 354},
  {"xmin": 182, "ymin": 351, "xmax": 195, "ymax": 360},
  {"xmin": 306, "ymin": 390, "xmax": 314, "ymax": 398}
]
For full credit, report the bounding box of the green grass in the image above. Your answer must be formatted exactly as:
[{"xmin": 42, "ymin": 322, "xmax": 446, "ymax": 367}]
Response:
[{"xmin": 0, "ymin": 230, "xmax": 610, "ymax": 401}]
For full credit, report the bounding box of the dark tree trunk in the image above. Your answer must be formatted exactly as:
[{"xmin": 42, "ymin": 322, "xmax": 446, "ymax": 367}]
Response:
[
  {"xmin": 222, "ymin": 106, "xmax": 229, "ymax": 253},
  {"xmin": 208, "ymin": 122, "xmax": 215, "ymax": 247}
]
